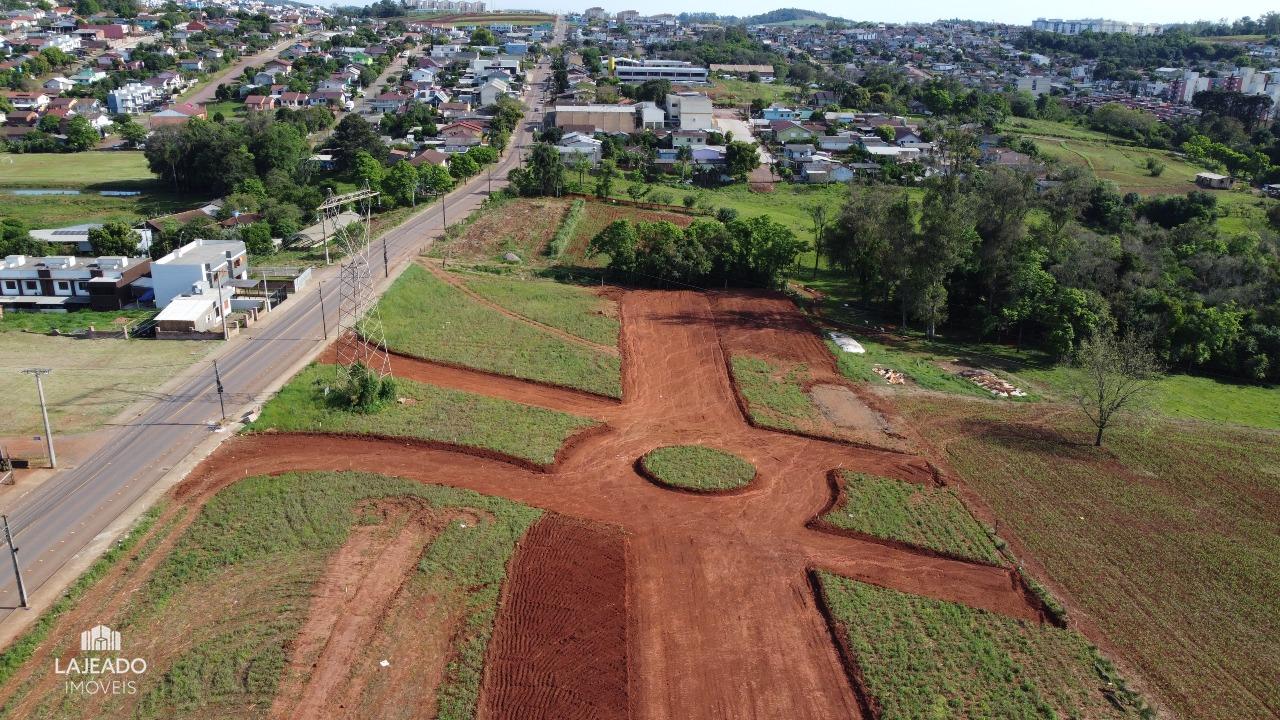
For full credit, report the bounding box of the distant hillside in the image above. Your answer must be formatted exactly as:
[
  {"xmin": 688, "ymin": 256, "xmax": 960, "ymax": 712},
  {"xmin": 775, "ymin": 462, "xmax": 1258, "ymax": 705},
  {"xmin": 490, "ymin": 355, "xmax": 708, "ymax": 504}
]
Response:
[{"xmin": 741, "ymin": 8, "xmax": 848, "ymax": 26}]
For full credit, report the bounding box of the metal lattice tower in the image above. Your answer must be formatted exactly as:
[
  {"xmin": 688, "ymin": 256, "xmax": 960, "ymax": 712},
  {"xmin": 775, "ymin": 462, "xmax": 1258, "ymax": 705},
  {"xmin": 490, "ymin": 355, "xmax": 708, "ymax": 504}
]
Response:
[{"xmin": 320, "ymin": 186, "xmax": 391, "ymax": 380}]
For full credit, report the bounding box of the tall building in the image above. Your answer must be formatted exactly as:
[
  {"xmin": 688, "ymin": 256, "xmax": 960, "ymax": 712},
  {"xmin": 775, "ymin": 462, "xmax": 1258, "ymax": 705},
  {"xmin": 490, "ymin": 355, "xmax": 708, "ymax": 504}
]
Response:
[{"xmin": 1031, "ymin": 18, "xmax": 1162, "ymax": 36}]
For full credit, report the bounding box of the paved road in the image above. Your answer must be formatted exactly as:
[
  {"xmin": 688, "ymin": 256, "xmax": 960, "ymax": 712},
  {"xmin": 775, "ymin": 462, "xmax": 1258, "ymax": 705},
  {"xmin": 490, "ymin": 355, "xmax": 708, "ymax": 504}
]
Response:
[
  {"xmin": 0, "ymin": 57, "xmax": 552, "ymax": 621},
  {"xmin": 184, "ymin": 36, "xmax": 295, "ymax": 106}
]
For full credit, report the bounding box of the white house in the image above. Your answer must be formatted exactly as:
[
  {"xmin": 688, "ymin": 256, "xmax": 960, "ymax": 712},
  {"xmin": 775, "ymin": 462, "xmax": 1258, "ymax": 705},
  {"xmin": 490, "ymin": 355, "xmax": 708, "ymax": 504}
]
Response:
[
  {"xmin": 556, "ymin": 131, "xmax": 603, "ymax": 163},
  {"xmin": 664, "ymin": 92, "xmax": 714, "ymax": 131},
  {"xmin": 477, "ymin": 78, "xmax": 509, "ymax": 106},
  {"xmin": 150, "ymin": 238, "xmax": 248, "ymax": 308},
  {"xmin": 43, "ymin": 76, "xmax": 75, "ymax": 92}
]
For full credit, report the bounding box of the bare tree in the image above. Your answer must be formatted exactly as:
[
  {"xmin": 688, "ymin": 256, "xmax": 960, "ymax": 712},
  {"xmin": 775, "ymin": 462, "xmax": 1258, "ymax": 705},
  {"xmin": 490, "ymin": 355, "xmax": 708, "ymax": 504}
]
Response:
[{"xmin": 1073, "ymin": 331, "xmax": 1164, "ymax": 447}]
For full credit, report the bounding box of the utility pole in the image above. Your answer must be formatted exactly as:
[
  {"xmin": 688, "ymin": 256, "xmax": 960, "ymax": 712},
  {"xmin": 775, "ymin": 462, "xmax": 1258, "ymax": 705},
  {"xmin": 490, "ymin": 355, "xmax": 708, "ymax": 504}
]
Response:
[
  {"xmin": 261, "ymin": 271, "xmax": 272, "ymax": 312},
  {"xmin": 487, "ymin": 167, "xmax": 493, "ymax": 195},
  {"xmin": 3, "ymin": 516, "xmax": 27, "ymax": 609},
  {"xmin": 21, "ymin": 369, "xmax": 55, "ymax": 469},
  {"xmin": 382, "ymin": 237, "xmax": 389, "ymax": 278},
  {"xmin": 317, "ymin": 285, "xmax": 329, "ymax": 340},
  {"xmin": 212, "ymin": 359, "xmax": 226, "ymax": 422},
  {"xmin": 216, "ymin": 262, "xmax": 230, "ymax": 341}
]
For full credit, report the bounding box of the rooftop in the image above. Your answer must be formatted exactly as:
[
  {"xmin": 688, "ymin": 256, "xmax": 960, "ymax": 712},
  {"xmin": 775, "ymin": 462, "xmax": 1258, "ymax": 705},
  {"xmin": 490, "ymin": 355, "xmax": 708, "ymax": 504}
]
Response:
[{"xmin": 153, "ymin": 239, "xmax": 246, "ymax": 268}]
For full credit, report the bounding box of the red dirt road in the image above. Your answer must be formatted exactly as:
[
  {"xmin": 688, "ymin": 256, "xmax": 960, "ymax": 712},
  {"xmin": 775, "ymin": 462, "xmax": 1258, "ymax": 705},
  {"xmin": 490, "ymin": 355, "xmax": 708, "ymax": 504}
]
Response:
[{"xmin": 183, "ymin": 288, "xmax": 1045, "ymax": 719}]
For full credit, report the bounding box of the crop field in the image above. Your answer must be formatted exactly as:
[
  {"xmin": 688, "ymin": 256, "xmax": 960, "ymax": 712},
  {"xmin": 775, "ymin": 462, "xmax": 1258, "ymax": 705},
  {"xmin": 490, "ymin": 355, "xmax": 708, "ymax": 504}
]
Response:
[
  {"xmin": 639, "ymin": 444, "xmax": 756, "ymax": 491},
  {"xmin": 819, "ymin": 472, "xmax": 1004, "ymax": 565},
  {"xmin": 463, "ymin": 273, "xmax": 621, "ymax": 346},
  {"xmin": 0, "ymin": 471, "xmax": 541, "ymax": 718},
  {"xmin": 815, "ymin": 572, "xmax": 1148, "ymax": 719},
  {"xmin": 902, "ymin": 396, "xmax": 1280, "ymax": 719},
  {"xmin": 0, "ymin": 152, "xmax": 156, "ymax": 188},
  {"xmin": 247, "ymin": 363, "xmax": 597, "ymax": 466},
  {"xmin": 376, "ymin": 264, "xmax": 623, "ymax": 397},
  {"xmin": 0, "ymin": 333, "xmax": 214, "ymax": 437}
]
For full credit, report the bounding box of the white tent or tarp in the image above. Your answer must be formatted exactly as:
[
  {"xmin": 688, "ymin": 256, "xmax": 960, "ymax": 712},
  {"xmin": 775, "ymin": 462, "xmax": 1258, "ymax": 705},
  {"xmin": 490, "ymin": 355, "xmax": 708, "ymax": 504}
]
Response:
[{"xmin": 828, "ymin": 331, "xmax": 865, "ymax": 354}]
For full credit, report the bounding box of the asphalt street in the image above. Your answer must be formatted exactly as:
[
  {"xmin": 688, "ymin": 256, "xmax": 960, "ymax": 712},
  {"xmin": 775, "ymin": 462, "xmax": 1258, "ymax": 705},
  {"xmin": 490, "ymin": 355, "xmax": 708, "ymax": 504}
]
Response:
[{"xmin": 0, "ymin": 55, "xmax": 555, "ymax": 623}]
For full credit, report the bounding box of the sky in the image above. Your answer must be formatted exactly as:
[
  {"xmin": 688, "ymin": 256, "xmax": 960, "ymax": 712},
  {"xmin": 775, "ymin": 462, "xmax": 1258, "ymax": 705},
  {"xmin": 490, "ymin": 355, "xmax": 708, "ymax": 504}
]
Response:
[{"xmin": 479, "ymin": 1, "xmax": 1269, "ymax": 26}]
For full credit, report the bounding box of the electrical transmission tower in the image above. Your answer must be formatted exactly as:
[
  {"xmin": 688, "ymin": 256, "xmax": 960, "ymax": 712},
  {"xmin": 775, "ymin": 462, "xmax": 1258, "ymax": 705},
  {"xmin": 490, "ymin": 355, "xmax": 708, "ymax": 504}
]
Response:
[{"xmin": 318, "ymin": 185, "xmax": 391, "ymax": 380}]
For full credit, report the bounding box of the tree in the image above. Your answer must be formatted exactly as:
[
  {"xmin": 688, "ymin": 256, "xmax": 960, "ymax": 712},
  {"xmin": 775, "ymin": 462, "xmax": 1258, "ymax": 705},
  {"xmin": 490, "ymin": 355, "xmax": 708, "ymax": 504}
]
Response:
[
  {"xmin": 874, "ymin": 124, "xmax": 896, "ymax": 143},
  {"xmin": 113, "ymin": 116, "xmax": 148, "ymax": 146},
  {"xmin": 509, "ymin": 142, "xmax": 564, "ymax": 197},
  {"xmin": 587, "ymin": 219, "xmax": 638, "ymax": 273},
  {"xmin": 338, "ymin": 361, "xmax": 397, "ymax": 413},
  {"xmin": 418, "ymin": 163, "xmax": 454, "ymax": 196},
  {"xmin": 88, "ymin": 222, "xmax": 139, "ymax": 256},
  {"xmin": 569, "ymin": 154, "xmax": 591, "ymax": 189},
  {"xmin": 469, "ymin": 27, "xmax": 497, "ymax": 46},
  {"xmin": 1072, "ymin": 331, "xmax": 1164, "ymax": 446},
  {"xmin": 724, "ymin": 140, "xmax": 760, "ymax": 182},
  {"xmin": 38, "ymin": 114, "xmax": 61, "ymax": 133},
  {"xmin": 241, "ymin": 222, "xmax": 274, "ymax": 256},
  {"xmin": 331, "ymin": 114, "xmax": 383, "ymax": 170},
  {"xmin": 448, "ymin": 152, "xmax": 478, "ymax": 180},
  {"xmin": 382, "ymin": 160, "xmax": 419, "ymax": 206},
  {"xmin": 594, "ymin": 159, "xmax": 617, "ymax": 198},
  {"xmin": 64, "ymin": 115, "xmax": 100, "ymax": 151},
  {"xmin": 352, "ymin": 150, "xmax": 385, "ymax": 188}
]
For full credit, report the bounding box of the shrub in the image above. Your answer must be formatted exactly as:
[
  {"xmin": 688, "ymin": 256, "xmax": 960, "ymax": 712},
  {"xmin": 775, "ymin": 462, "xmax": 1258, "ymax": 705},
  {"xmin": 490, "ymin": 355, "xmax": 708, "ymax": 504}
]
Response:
[{"xmin": 337, "ymin": 361, "xmax": 396, "ymax": 413}]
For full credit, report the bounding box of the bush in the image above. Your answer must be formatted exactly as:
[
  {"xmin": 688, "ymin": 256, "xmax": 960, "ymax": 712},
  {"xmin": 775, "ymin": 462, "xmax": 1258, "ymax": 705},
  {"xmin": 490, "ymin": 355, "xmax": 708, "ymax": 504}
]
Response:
[
  {"xmin": 682, "ymin": 194, "xmax": 697, "ymax": 208},
  {"xmin": 337, "ymin": 361, "xmax": 396, "ymax": 413}
]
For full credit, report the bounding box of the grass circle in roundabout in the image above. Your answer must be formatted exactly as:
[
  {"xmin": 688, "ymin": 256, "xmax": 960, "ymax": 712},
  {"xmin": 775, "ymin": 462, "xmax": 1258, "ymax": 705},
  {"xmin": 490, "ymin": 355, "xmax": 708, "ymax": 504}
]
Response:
[{"xmin": 639, "ymin": 445, "xmax": 757, "ymax": 493}]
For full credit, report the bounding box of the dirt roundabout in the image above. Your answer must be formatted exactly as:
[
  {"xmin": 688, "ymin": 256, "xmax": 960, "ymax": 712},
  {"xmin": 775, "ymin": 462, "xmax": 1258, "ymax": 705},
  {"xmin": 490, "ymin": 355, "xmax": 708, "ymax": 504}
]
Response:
[{"xmin": 3, "ymin": 289, "xmax": 1054, "ymax": 719}]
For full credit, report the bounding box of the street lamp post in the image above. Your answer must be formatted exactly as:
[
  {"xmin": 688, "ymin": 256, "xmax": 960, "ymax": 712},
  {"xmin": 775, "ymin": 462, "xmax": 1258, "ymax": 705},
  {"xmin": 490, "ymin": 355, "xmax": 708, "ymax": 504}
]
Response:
[{"xmin": 21, "ymin": 369, "xmax": 55, "ymax": 469}]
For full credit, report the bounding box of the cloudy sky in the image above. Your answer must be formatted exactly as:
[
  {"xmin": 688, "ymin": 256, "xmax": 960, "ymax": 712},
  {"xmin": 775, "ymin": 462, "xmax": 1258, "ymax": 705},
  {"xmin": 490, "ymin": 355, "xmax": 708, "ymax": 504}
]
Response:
[{"xmin": 481, "ymin": 1, "xmax": 1269, "ymax": 25}]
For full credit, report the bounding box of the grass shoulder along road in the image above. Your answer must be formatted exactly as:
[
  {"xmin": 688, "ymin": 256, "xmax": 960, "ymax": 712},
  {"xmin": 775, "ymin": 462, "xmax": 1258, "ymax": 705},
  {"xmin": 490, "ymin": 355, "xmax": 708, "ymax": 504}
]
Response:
[
  {"xmin": 819, "ymin": 471, "xmax": 1004, "ymax": 565},
  {"xmin": 376, "ymin": 264, "xmax": 623, "ymax": 398},
  {"xmin": 461, "ymin": 272, "xmax": 620, "ymax": 347},
  {"xmin": 815, "ymin": 571, "xmax": 1149, "ymax": 718},
  {"xmin": 640, "ymin": 445, "xmax": 756, "ymax": 492},
  {"xmin": 246, "ymin": 363, "xmax": 598, "ymax": 467}
]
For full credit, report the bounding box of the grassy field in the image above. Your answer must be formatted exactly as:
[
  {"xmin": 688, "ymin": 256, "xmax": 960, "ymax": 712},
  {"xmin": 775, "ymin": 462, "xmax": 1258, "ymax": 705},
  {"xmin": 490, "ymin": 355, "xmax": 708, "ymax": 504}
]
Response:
[
  {"xmin": 827, "ymin": 337, "xmax": 1035, "ymax": 401},
  {"xmin": 0, "ymin": 192, "xmax": 190, "ymax": 228},
  {"xmin": 902, "ymin": 395, "xmax": 1280, "ymax": 719},
  {"xmin": 695, "ymin": 77, "xmax": 802, "ymax": 106},
  {"xmin": 1029, "ymin": 136, "xmax": 1202, "ymax": 195},
  {"xmin": 429, "ymin": 197, "xmax": 571, "ymax": 266},
  {"xmin": 0, "ymin": 334, "xmax": 214, "ymax": 437},
  {"xmin": 376, "ymin": 264, "xmax": 623, "ymax": 397},
  {"xmin": 0, "ymin": 152, "xmax": 156, "ymax": 188},
  {"xmin": 815, "ymin": 572, "xmax": 1148, "ymax": 718},
  {"xmin": 729, "ymin": 355, "xmax": 821, "ymax": 432},
  {"xmin": 5, "ymin": 471, "xmax": 540, "ymax": 719},
  {"xmin": 1003, "ymin": 117, "xmax": 1122, "ymax": 143},
  {"xmin": 0, "ymin": 308, "xmax": 153, "ymax": 334},
  {"xmin": 565, "ymin": 199, "xmax": 697, "ymax": 264},
  {"xmin": 247, "ymin": 363, "xmax": 596, "ymax": 466},
  {"xmin": 462, "ymin": 273, "xmax": 620, "ymax": 346},
  {"xmin": 821, "ymin": 472, "xmax": 1004, "ymax": 565},
  {"xmin": 640, "ymin": 445, "xmax": 755, "ymax": 491},
  {"xmin": 610, "ymin": 179, "xmax": 852, "ymax": 241}
]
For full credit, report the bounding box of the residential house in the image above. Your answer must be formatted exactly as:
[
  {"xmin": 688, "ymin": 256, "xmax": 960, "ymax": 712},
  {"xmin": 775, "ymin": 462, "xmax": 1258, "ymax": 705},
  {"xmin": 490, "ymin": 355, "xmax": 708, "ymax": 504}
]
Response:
[
  {"xmin": 438, "ymin": 120, "xmax": 486, "ymax": 147},
  {"xmin": 771, "ymin": 120, "xmax": 814, "ymax": 144},
  {"xmin": 149, "ymin": 102, "xmax": 205, "ymax": 127},
  {"xmin": 43, "ymin": 76, "xmax": 75, "ymax": 92},
  {"xmin": 477, "ymin": 78, "xmax": 509, "ymax": 106},
  {"xmin": 244, "ymin": 95, "xmax": 275, "ymax": 112},
  {"xmin": 664, "ymin": 92, "xmax": 713, "ymax": 130},
  {"xmin": 0, "ymin": 254, "xmax": 151, "ymax": 311},
  {"xmin": 1195, "ymin": 172, "xmax": 1234, "ymax": 190},
  {"xmin": 150, "ymin": 238, "xmax": 247, "ymax": 309},
  {"xmin": 178, "ymin": 58, "xmax": 204, "ymax": 72},
  {"xmin": 671, "ymin": 129, "xmax": 708, "ymax": 147},
  {"xmin": 368, "ymin": 92, "xmax": 410, "ymax": 113},
  {"xmin": 107, "ymin": 83, "xmax": 157, "ymax": 114},
  {"xmin": 555, "ymin": 131, "xmax": 603, "ymax": 162}
]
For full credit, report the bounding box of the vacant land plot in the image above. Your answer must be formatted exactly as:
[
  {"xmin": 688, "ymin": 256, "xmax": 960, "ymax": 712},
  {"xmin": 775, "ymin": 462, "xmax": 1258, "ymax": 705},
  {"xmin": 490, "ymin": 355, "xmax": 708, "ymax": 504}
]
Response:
[
  {"xmin": 377, "ymin": 264, "xmax": 623, "ymax": 397},
  {"xmin": 567, "ymin": 201, "xmax": 696, "ymax": 264},
  {"xmin": 463, "ymin": 273, "xmax": 620, "ymax": 346},
  {"xmin": 816, "ymin": 572, "xmax": 1147, "ymax": 718},
  {"xmin": 430, "ymin": 197, "xmax": 570, "ymax": 264},
  {"xmin": 0, "ymin": 334, "xmax": 214, "ymax": 437},
  {"xmin": 0, "ymin": 471, "xmax": 540, "ymax": 719},
  {"xmin": 0, "ymin": 191, "xmax": 190, "ymax": 228},
  {"xmin": 819, "ymin": 471, "xmax": 1003, "ymax": 565},
  {"xmin": 1027, "ymin": 136, "xmax": 1201, "ymax": 195},
  {"xmin": 730, "ymin": 355, "xmax": 822, "ymax": 433},
  {"xmin": 694, "ymin": 78, "xmax": 802, "ymax": 106},
  {"xmin": 0, "ymin": 152, "xmax": 156, "ymax": 188},
  {"xmin": 904, "ymin": 396, "xmax": 1280, "ymax": 720},
  {"xmin": 640, "ymin": 445, "xmax": 756, "ymax": 492},
  {"xmin": 247, "ymin": 363, "xmax": 597, "ymax": 466},
  {"xmin": 0, "ymin": 308, "xmax": 153, "ymax": 334}
]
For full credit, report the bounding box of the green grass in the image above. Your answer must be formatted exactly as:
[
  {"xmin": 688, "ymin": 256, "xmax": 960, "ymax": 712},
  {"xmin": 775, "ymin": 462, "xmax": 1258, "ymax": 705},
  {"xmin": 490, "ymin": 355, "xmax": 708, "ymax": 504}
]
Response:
[
  {"xmin": 547, "ymin": 198, "xmax": 583, "ymax": 258},
  {"xmin": 0, "ymin": 191, "xmax": 191, "ymax": 228},
  {"xmin": 0, "ymin": 333, "xmax": 216, "ymax": 436},
  {"xmin": 815, "ymin": 572, "xmax": 1148, "ymax": 719},
  {"xmin": 1002, "ymin": 117, "xmax": 1121, "ymax": 143},
  {"xmin": 640, "ymin": 445, "xmax": 756, "ymax": 491},
  {"xmin": 828, "ymin": 337, "xmax": 1032, "ymax": 400},
  {"xmin": 821, "ymin": 472, "xmax": 1004, "ymax": 565},
  {"xmin": 126, "ymin": 471, "xmax": 540, "ymax": 720},
  {"xmin": 729, "ymin": 355, "xmax": 821, "ymax": 432},
  {"xmin": 698, "ymin": 77, "xmax": 802, "ymax": 106},
  {"xmin": 461, "ymin": 272, "xmax": 619, "ymax": 346},
  {"xmin": 0, "ymin": 308, "xmax": 153, "ymax": 334},
  {"xmin": 376, "ymin": 264, "xmax": 622, "ymax": 397},
  {"xmin": 0, "ymin": 152, "xmax": 156, "ymax": 188},
  {"xmin": 199, "ymin": 100, "xmax": 245, "ymax": 120},
  {"xmin": 902, "ymin": 396, "xmax": 1280, "ymax": 720},
  {"xmin": 246, "ymin": 363, "xmax": 596, "ymax": 466}
]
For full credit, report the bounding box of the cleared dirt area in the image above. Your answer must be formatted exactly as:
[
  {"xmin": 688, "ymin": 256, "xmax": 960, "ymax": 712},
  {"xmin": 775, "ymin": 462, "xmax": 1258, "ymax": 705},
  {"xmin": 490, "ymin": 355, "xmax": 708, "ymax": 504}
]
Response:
[
  {"xmin": 479, "ymin": 514, "xmax": 628, "ymax": 720},
  {"xmin": 4, "ymin": 287, "xmax": 1123, "ymax": 718}
]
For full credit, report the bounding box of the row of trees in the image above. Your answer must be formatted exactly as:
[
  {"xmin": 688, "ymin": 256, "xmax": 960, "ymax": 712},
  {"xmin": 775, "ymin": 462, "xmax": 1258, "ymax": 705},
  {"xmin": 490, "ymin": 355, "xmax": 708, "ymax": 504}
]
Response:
[
  {"xmin": 588, "ymin": 215, "xmax": 806, "ymax": 288},
  {"xmin": 819, "ymin": 160, "xmax": 1280, "ymax": 382}
]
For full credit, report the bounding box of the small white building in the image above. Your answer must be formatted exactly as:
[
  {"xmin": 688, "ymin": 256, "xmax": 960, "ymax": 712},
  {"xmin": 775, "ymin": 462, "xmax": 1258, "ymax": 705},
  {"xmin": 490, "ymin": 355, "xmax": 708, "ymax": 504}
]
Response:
[
  {"xmin": 153, "ymin": 287, "xmax": 231, "ymax": 334},
  {"xmin": 150, "ymin": 238, "xmax": 247, "ymax": 308},
  {"xmin": 664, "ymin": 92, "xmax": 714, "ymax": 131}
]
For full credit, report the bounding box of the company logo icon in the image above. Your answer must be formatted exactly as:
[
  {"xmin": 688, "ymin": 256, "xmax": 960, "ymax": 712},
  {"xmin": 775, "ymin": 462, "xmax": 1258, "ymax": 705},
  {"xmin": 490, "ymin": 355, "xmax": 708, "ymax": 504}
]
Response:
[{"xmin": 80, "ymin": 625, "xmax": 121, "ymax": 653}]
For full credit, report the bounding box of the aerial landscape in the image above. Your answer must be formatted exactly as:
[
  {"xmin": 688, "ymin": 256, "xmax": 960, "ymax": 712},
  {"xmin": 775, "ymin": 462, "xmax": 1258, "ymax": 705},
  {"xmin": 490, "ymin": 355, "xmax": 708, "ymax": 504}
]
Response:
[{"xmin": 0, "ymin": 0, "xmax": 1277, "ymax": 717}]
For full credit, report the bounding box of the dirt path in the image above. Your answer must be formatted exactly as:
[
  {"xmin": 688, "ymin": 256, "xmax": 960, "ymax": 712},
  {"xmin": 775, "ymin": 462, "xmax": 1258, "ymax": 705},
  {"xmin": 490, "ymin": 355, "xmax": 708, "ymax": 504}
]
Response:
[
  {"xmin": 273, "ymin": 499, "xmax": 442, "ymax": 720},
  {"xmin": 417, "ymin": 259, "xmax": 620, "ymax": 356}
]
